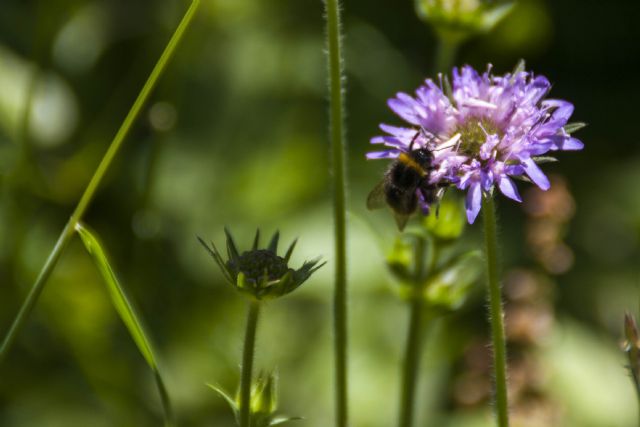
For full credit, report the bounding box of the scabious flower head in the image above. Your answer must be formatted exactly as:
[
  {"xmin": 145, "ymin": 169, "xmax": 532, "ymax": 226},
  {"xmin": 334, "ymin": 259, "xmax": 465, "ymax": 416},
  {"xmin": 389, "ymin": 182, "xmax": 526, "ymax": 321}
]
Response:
[
  {"xmin": 368, "ymin": 63, "xmax": 584, "ymax": 224},
  {"xmin": 198, "ymin": 229, "xmax": 324, "ymax": 300}
]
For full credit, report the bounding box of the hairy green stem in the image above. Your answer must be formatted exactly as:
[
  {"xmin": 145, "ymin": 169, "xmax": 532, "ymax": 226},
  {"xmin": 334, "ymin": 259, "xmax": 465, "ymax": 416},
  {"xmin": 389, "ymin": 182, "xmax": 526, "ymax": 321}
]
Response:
[
  {"xmin": 399, "ymin": 296, "xmax": 424, "ymax": 427},
  {"xmin": 240, "ymin": 300, "xmax": 261, "ymax": 427},
  {"xmin": 433, "ymin": 37, "xmax": 459, "ymax": 74},
  {"xmin": 482, "ymin": 194, "xmax": 509, "ymax": 427},
  {"xmin": 324, "ymin": 0, "xmax": 349, "ymax": 426},
  {"xmin": 0, "ymin": 0, "xmax": 200, "ymax": 365}
]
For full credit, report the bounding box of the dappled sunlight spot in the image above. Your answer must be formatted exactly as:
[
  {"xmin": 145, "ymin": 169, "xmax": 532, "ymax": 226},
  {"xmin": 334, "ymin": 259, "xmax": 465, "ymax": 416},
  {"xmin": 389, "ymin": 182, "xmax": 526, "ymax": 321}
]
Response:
[
  {"xmin": 148, "ymin": 101, "xmax": 177, "ymax": 132},
  {"xmin": 29, "ymin": 72, "xmax": 79, "ymax": 147},
  {"xmin": 0, "ymin": 45, "xmax": 36, "ymax": 141},
  {"xmin": 523, "ymin": 175, "xmax": 575, "ymax": 221},
  {"xmin": 510, "ymin": 397, "xmax": 564, "ymax": 427},
  {"xmin": 505, "ymin": 304, "xmax": 554, "ymax": 345},
  {"xmin": 523, "ymin": 175, "xmax": 576, "ymax": 274},
  {"xmin": 132, "ymin": 209, "xmax": 163, "ymax": 240},
  {"xmin": 52, "ymin": 2, "xmax": 109, "ymax": 73},
  {"xmin": 0, "ymin": 45, "xmax": 78, "ymax": 147},
  {"xmin": 453, "ymin": 371, "xmax": 490, "ymax": 407},
  {"xmin": 537, "ymin": 243, "xmax": 574, "ymax": 275}
]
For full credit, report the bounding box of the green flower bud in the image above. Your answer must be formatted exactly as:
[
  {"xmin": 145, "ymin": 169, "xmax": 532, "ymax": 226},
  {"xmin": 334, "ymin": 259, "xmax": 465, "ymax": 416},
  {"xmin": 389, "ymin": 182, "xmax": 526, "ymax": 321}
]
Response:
[
  {"xmin": 422, "ymin": 196, "xmax": 466, "ymax": 242},
  {"xmin": 415, "ymin": 0, "xmax": 515, "ymax": 43},
  {"xmin": 208, "ymin": 372, "xmax": 302, "ymax": 427},
  {"xmin": 199, "ymin": 228, "xmax": 325, "ymax": 300},
  {"xmin": 250, "ymin": 372, "xmax": 278, "ymax": 418}
]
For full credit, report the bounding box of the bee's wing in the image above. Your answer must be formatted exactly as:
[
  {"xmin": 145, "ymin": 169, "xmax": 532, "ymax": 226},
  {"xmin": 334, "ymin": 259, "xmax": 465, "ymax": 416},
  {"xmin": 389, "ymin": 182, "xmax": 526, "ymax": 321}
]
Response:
[
  {"xmin": 393, "ymin": 212, "xmax": 410, "ymax": 231},
  {"xmin": 366, "ymin": 180, "xmax": 387, "ymax": 210}
]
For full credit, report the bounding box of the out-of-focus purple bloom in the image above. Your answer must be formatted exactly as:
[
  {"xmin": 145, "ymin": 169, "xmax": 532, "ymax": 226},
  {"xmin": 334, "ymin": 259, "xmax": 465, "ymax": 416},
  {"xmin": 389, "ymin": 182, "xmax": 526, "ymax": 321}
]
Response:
[{"xmin": 368, "ymin": 64, "xmax": 583, "ymax": 224}]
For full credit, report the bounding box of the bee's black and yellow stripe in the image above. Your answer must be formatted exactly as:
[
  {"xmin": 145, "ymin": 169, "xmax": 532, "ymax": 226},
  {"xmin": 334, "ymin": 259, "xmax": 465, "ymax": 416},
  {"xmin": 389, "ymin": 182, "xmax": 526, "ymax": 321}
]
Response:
[{"xmin": 398, "ymin": 152, "xmax": 428, "ymax": 177}]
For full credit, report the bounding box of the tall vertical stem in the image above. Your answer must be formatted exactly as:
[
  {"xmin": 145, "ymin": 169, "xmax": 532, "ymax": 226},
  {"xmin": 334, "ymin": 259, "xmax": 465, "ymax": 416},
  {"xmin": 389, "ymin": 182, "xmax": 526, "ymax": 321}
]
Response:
[
  {"xmin": 398, "ymin": 297, "xmax": 423, "ymax": 427},
  {"xmin": 240, "ymin": 300, "xmax": 261, "ymax": 427},
  {"xmin": 482, "ymin": 194, "xmax": 509, "ymax": 427},
  {"xmin": 433, "ymin": 37, "xmax": 459, "ymax": 74},
  {"xmin": 324, "ymin": 0, "xmax": 349, "ymax": 426}
]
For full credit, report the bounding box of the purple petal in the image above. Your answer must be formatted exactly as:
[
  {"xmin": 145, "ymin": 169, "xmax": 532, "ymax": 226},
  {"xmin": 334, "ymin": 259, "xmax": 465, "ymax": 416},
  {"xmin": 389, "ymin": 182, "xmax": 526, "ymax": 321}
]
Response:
[
  {"xmin": 543, "ymin": 99, "xmax": 574, "ymax": 123},
  {"xmin": 370, "ymin": 135, "xmax": 407, "ymax": 148},
  {"xmin": 559, "ymin": 137, "xmax": 584, "ymax": 151},
  {"xmin": 366, "ymin": 150, "xmax": 399, "ymax": 159},
  {"xmin": 498, "ymin": 176, "xmax": 522, "ymax": 202},
  {"xmin": 379, "ymin": 124, "xmax": 417, "ymax": 138},
  {"xmin": 417, "ymin": 190, "xmax": 431, "ymax": 215},
  {"xmin": 522, "ymin": 158, "xmax": 550, "ymax": 190},
  {"xmin": 387, "ymin": 98, "xmax": 420, "ymax": 125},
  {"xmin": 466, "ymin": 182, "xmax": 482, "ymax": 224}
]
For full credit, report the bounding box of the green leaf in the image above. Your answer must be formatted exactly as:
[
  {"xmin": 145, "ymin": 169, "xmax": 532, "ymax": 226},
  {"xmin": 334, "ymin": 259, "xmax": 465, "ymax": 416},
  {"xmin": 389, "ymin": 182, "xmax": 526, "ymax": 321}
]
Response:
[
  {"xmin": 207, "ymin": 383, "xmax": 239, "ymax": 416},
  {"xmin": 225, "ymin": 227, "xmax": 241, "ymax": 262},
  {"xmin": 268, "ymin": 231, "xmax": 280, "ymax": 253},
  {"xmin": 512, "ymin": 174, "xmax": 533, "ymax": 183},
  {"xmin": 284, "ymin": 238, "xmax": 298, "ymax": 263},
  {"xmin": 480, "ymin": 2, "xmax": 515, "ymax": 32},
  {"xmin": 564, "ymin": 122, "xmax": 587, "ymax": 133},
  {"xmin": 198, "ymin": 236, "xmax": 233, "ymax": 283},
  {"xmin": 424, "ymin": 250, "xmax": 482, "ymax": 311},
  {"xmin": 270, "ymin": 416, "xmax": 304, "ymax": 426},
  {"xmin": 76, "ymin": 222, "xmax": 157, "ymax": 369},
  {"xmin": 532, "ymin": 156, "xmax": 558, "ymax": 164},
  {"xmin": 75, "ymin": 222, "xmax": 173, "ymax": 424},
  {"xmin": 252, "ymin": 229, "xmax": 261, "ymax": 251}
]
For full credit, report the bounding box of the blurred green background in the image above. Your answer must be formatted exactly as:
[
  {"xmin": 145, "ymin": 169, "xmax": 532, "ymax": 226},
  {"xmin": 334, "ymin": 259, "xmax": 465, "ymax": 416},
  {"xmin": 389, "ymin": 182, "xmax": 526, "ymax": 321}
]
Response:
[{"xmin": 1, "ymin": 0, "xmax": 640, "ymax": 426}]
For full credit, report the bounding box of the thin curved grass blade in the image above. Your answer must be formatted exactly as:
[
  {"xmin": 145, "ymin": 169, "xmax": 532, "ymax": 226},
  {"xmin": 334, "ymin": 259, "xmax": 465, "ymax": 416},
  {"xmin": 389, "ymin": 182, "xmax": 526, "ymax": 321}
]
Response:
[
  {"xmin": 75, "ymin": 222, "xmax": 173, "ymax": 425},
  {"xmin": 0, "ymin": 0, "xmax": 201, "ymax": 366}
]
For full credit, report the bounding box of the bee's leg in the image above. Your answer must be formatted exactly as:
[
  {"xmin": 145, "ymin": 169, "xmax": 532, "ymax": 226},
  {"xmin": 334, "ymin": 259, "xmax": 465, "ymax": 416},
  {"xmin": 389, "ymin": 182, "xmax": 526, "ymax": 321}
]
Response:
[
  {"xmin": 408, "ymin": 130, "xmax": 420, "ymax": 151},
  {"xmin": 417, "ymin": 188, "xmax": 433, "ymax": 215}
]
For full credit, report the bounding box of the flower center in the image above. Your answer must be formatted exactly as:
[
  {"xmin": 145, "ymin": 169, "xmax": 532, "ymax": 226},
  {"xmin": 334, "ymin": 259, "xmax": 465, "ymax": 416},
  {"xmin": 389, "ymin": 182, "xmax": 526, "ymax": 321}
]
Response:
[
  {"xmin": 227, "ymin": 249, "xmax": 290, "ymax": 282},
  {"xmin": 456, "ymin": 117, "xmax": 501, "ymax": 157}
]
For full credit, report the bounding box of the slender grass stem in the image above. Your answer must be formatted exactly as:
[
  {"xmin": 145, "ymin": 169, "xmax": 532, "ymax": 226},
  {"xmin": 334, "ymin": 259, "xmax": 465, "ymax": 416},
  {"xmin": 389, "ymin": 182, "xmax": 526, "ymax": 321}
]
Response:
[
  {"xmin": 398, "ymin": 237, "xmax": 438, "ymax": 427},
  {"xmin": 154, "ymin": 369, "xmax": 175, "ymax": 427},
  {"xmin": 240, "ymin": 300, "xmax": 261, "ymax": 427},
  {"xmin": 324, "ymin": 0, "xmax": 349, "ymax": 426},
  {"xmin": 482, "ymin": 194, "xmax": 509, "ymax": 427},
  {"xmin": 0, "ymin": 0, "xmax": 200, "ymax": 366},
  {"xmin": 433, "ymin": 37, "xmax": 459, "ymax": 74}
]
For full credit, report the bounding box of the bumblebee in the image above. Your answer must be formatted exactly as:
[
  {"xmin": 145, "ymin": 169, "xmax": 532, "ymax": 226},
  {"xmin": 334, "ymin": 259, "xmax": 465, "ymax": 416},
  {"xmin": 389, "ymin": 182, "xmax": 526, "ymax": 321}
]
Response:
[{"xmin": 367, "ymin": 133, "xmax": 445, "ymax": 230}]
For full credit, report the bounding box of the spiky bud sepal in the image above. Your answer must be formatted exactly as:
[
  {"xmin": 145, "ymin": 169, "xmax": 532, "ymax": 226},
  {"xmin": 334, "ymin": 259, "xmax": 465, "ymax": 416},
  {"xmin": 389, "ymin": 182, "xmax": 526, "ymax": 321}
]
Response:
[
  {"xmin": 199, "ymin": 228, "xmax": 325, "ymax": 300},
  {"xmin": 208, "ymin": 372, "xmax": 302, "ymax": 427}
]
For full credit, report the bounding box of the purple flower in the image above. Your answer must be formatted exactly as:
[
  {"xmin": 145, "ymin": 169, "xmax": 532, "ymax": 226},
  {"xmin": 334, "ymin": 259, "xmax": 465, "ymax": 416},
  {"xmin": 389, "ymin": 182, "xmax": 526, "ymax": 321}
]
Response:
[{"xmin": 368, "ymin": 64, "xmax": 583, "ymax": 224}]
